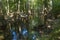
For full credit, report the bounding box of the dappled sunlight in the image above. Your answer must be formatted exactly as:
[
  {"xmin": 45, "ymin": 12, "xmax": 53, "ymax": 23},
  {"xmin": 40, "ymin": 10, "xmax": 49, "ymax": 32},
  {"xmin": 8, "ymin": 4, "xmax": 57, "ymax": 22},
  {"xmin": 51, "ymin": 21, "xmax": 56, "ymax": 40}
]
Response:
[{"xmin": 0, "ymin": 0, "xmax": 60, "ymax": 40}]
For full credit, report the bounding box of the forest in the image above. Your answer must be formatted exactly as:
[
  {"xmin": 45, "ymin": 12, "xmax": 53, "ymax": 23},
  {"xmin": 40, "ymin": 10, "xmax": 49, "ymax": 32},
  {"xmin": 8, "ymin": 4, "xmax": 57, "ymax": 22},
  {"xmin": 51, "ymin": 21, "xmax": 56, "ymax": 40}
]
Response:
[{"xmin": 0, "ymin": 0, "xmax": 60, "ymax": 40}]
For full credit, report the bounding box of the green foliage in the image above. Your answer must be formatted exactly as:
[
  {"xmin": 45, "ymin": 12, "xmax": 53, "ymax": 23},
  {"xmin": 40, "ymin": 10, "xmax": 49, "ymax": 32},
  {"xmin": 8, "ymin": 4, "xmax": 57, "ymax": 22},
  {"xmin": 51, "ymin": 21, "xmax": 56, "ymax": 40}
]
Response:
[
  {"xmin": 0, "ymin": 0, "xmax": 60, "ymax": 40},
  {"xmin": 52, "ymin": 0, "xmax": 60, "ymax": 14}
]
